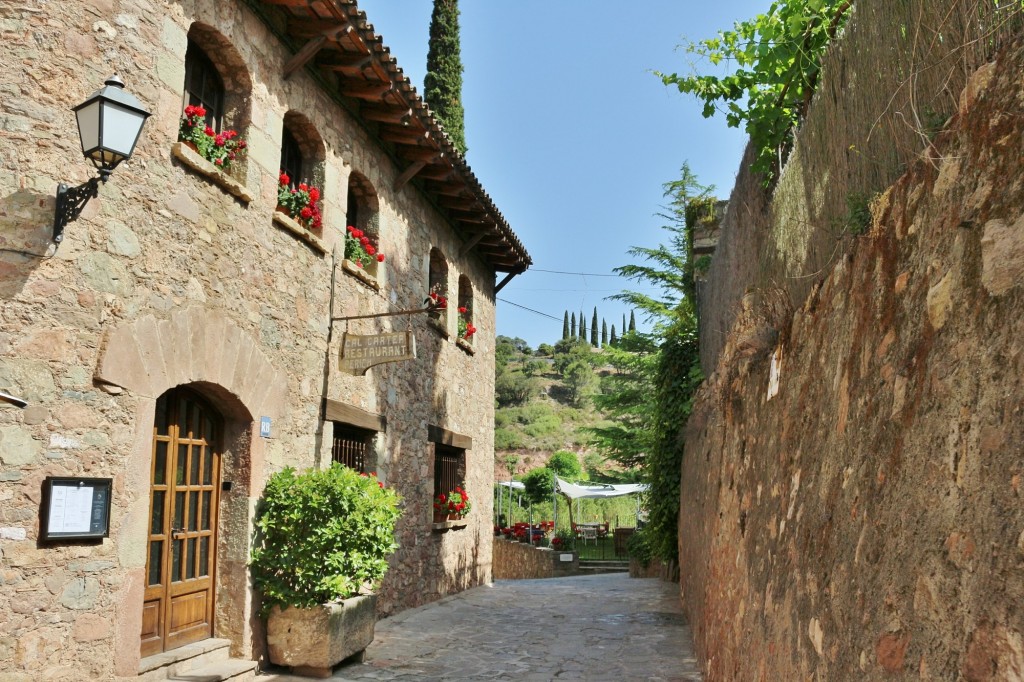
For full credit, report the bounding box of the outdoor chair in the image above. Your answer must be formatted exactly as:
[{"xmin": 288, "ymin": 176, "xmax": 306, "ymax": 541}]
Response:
[{"xmin": 581, "ymin": 526, "xmax": 598, "ymax": 545}]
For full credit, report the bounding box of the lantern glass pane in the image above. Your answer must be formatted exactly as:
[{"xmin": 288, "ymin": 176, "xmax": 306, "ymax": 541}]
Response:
[
  {"xmin": 98, "ymin": 102, "xmax": 145, "ymax": 162},
  {"xmin": 75, "ymin": 101, "xmax": 100, "ymax": 156}
]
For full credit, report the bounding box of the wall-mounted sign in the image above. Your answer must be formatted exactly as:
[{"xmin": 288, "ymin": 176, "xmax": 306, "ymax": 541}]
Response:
[
  {"xmin": 260, "ymin": 416, "xmax": 271, "ymax": 438},
  {"xmin": 40, "ymin": 477, "xmax": 112, "ymax": 542},
  {"xmin": 340, "ymin": 331, "xmax": 416, "ymax": 376}
]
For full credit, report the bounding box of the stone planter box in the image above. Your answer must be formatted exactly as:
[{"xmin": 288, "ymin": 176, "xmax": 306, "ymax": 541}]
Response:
[{"xmin": 267, "ymin": 594, "xmax": 377, "ymax": 678}]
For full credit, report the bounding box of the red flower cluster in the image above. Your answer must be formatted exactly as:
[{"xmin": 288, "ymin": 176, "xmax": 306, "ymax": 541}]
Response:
[
  {"xmin": 277, "ymin": 172, "xmax": 323, "ymax": 230},
  {"xmin": 428, "ymin": 290, "xmax": 448, "ymax": 309},
  {"xmin": 359, "ymin": 471, "xmax": 385, "ymax": 489},
  {"xmin": 433, "ymin": 485, "xmax": 470, "ymax": 517},
  {"xmin": 344, "ymin": 225, "xmax": 386, "ymax": 268},
  {"xmin": 179, "ymin": 106, "xmax": 246, "ymax": 170}
]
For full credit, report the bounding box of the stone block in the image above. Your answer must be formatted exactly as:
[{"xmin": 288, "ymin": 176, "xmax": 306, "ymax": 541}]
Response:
[
  {"xmin": 267, "ymin": 595, "xmax": 377, "ymax": 675},
  {"xmin": 0, "ymin": 426, "xmax": 41, "ymax": 467}
]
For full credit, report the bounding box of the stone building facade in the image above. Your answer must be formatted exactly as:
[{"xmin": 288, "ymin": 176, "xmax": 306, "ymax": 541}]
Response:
[{"xmin": 0, "ymin": 1, "xmax": 529, "ymax": 679}]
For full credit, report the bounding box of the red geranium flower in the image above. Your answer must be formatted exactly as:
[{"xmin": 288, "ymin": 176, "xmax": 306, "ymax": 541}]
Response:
[
  {"xmin": 365, "ymin": 245, "xmax": 375, "ymax": 255},
  {"xmin": 308, "ymin": 188, "xmax": 320, "ymax": 202},
  {"xmin": 298, "ymin": 183, "xmax": 308, "ymax": 191},
  {"xmin": 376, "ymin": 253, "xmax": 385, "ymax": 262},
  {"xmin": 299, "ymin": 206, "xmax": 313, "ymax": 219},
  {"xmin": 279, "ymin": 172, "xmax": 290, "ymax": 186}
]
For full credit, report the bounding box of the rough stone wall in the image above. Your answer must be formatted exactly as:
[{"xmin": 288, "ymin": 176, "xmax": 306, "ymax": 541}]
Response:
[
  {"xmin": 492, "ymin": 538, "xmax": 579, "ymax": 580},
  {"xmin": 0, "ymin": 1, "xmax": 499, "ymax": 679},
  {"xmin": 698, "ymin": 0, "xmax": 1023, "ymax": 371},
  {"xmin": 680, "ymin": 44, "xmax": 1024, "ymax": 681}
]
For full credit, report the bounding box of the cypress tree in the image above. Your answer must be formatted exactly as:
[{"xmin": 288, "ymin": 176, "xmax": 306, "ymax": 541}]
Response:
[
  {"xmin": 562, "ymin": 311, "xmax": 570, "ymax": 340},
  {"xmin": 610, "ymin": 325, "xmax": 617, "ymax": 346},
  {"xmin": 622, "ymin": 314, "xmax": 627, "ymax": 334},
  {"xmin": 425, "ymin": 0, "xmax": 467, "ymax": 155},
  {"xmin": 601, "ymin": 319, "xmax": 608, "ymax": 346},
  {"xmin": 629, "ymin": 310, "xmax": 636, "ymax": 332},
  {"xmin": 570, "ymin": 312, "xmax": 576, "ymax": 338},
  {"xmin": 590, "ymin": 308, "xmax": 599, "ymax": 346},
  {"xmin": 579, "ymin": 311, "xmax": 587, "ymax": 343}
]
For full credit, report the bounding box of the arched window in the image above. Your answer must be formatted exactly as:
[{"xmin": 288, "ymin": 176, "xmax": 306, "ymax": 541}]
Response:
[
  {"xmin": 428, "ymin": 247, "xmax": 449, "ymax": 325},
  {"xmin": 457, "ymin": 275, "xmax": 474, "ymax": 344},
  {"xmin": 345, "ymin": 172, "xmax": 382, "ymax": 276},
  {"xmin": 276, "ymin": 112, "xmax": 327, "ymax": 230},
  {"xmin": 279, "ymin": 126, "xmax": 302, "ymax": 185},
  {"xmin": 184, "ymin": 42, "xmax": 224, "ymax": 131}
]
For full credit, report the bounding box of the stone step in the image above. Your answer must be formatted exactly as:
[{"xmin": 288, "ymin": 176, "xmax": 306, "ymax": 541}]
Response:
[
  {"xmin": 139, "ymin": 638, "xmax": 239, "ymax": 682},
  {"xmin": 168, "ymin": 658, "xmax": 258, "ymax": 682}
]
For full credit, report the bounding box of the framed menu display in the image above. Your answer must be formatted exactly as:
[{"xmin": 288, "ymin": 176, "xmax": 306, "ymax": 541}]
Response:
[{"xmin": 40, "ymin": 477, "xmax": 113, "ymax": 542}]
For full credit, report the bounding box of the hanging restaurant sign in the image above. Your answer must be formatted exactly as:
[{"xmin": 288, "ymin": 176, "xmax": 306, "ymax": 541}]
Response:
[{"xmin": 340, "ymin": 331, "xmax": 416, "ymax": 375}]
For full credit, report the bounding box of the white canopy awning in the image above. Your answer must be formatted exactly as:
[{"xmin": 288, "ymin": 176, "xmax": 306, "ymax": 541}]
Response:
[
  {"xmin": 555, "ymin": 477, "xmax": 648, "ymax": 500},
  {"xmin": 497, "ymin": 481, "xmax": 526, "ymax": 490}
]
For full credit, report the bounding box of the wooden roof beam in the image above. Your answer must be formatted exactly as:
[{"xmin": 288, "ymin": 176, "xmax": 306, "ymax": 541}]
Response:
[
  {"xmin": 320, "ymin": 53, "xmax": 375, "ymax": 73},
  {"xmin": 283, "ymin": 24, "xmax": 353, "ymax": 80},
  {"xmin": 361, "ymin": 105, "xmax": 412, "ymax": 125},
  {"xmin": 393, "ymin": 161, "xmax": 426, "ymax": 191},
  {"xmin": 378, "ymin": 127, "xmax": 430, "ymax": 146},
  {"xmin": 339, "ymin": 80, "xmax": 394, "ymax": 100},
  {"xmin": 458, "ymin": 232, "xmax": 486, "ymax": 257}
]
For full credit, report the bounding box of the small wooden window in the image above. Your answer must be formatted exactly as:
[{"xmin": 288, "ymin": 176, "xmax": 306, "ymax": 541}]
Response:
[
  {"xmin": 280, "ymin": 126, "xmax": 303, "ymax": 185},
  {"xmin": 183, "ymin": 41, "xmax": 225, "ymax": 132},
  {"xmin": 433, "ymin": 445, "xmax": 465, "ymax": 496},
  {"xmin": 331, "ymin": 423, "xmax": 374, "ymax": 473},
  {"xmin": 346, "ymin": 184, "xmax": 359, "ymax": 230}
]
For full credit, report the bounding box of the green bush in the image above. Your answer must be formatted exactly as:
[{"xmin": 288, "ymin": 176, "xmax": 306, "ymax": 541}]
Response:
[
  {"xmin": 250, "ymin": 463, "xmax": 402, "ymax": 614},
  {"xmin": 523, "ymin": 413, "xmax": 561, "ymax": 437},
  {"xmin": 494, "ymin": 428, "xmax": 524, "ymax": 450},
  {"xmin": 627, "ymin": 526, "xmax": 654, "ymax": 567},
  {"xmin": 552, "ymin": 528, "xmax": 576, "ymax": 552}
]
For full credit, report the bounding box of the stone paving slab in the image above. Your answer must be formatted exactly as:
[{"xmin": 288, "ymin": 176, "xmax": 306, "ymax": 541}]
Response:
[{"xmin": 260, "ymin": 573, "xmax": 702, "ymax": 682}]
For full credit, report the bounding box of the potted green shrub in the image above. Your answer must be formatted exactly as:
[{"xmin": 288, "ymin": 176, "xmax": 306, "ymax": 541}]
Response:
[{"xmin": 250, "ymin": 464, "xmax": 402, "ymax": 677}]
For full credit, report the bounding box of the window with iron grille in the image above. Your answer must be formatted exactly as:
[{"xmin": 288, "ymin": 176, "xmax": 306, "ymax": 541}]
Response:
[
  {"xmin": 331, "ymin": 423, "xmax": 374, "ymax": 473},
  {"xmin": 183, "ymin": 41, "xmax": 225, "ymax": 132},
  {"xmin": 433, "ymin": 444, "xmax": 465, "ymax": 496}
]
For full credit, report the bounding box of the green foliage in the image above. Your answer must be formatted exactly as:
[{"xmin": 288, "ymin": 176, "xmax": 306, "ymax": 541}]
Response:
[
  {"xmin": 552, "ymin": 528, "xmax": 576, "ymax": 552},
  {"xmin": 842, "ymin": 192, "xmax": 874, "ymax": 235},
  {"xmin": 626, "ymin": 525, "xmax": 655, "ymax": 567},
  {"xmin": 553, "ymin": 337, "xmax": 596, "ymax": 374},
  {"xmin": 250, "ymin": 464, "xmax": 402, "ymax": 614},
  {"xmin": 590, "ymin": 308, "xmax": 599, "ymax": 346},
  {"xmin": 495, "ymin": 371, "xmax": 536, "ymax": 407},
  {"xmin": 424, "ymin": 0, "xmax": 467, "ymax": 154},
  {"xmin": 570, "ymin": 312, "xmax": 577, "ymax": 337},
  {"xmin": 562, "ymin": 312, "xmax": 570, "ymax": 340},
  {"xmin": 547, "ymin": 450, "xmax": 582, "ymax": 479},
  {"xmin": 694, "ymin": 255, "xmax": 713, "ymax": 275},
  {"xmin": 563, "ymin": 360, "xmax": 597, "ymax": 406},
  {"xmin": 657, "ymin": 0, "xmax": 852, "ymax": 183},
  {"xmin": 522, "ymin": 360, "xmax": 545, "ymax": 378},
  {"xmin": 520, "ymin": 468, "xmax": 554, "ymax": 505},
  {"xmin": 522, "ymin": 412, "xmax": 561, "ymax": 438},
  {"xmin": 537, "ymin": 343, "xmax": 554, "ymax": 357},
  {"xmin": 494, "ymin": 427, "xmax": 524, "ymax": 450}
]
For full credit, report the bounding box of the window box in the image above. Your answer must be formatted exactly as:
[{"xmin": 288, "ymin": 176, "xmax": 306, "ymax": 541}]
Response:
[
  {"xmin": 431, "ymin": 518, "xmax": 468, "ymax": 532},
  {"xmin": 272, "ymin": 210, "xmax": 326, "ymax": 255},
  {"xmin": 341, "ymin": 259, "xmax": 380, "ymax": 291},
  {"xmin": 171, "ymin": 141, "xmax": 253, "ymax": 204},
  {"xmin": 456, "ymin": 337, "xmax": 475, "ymax": 355}
]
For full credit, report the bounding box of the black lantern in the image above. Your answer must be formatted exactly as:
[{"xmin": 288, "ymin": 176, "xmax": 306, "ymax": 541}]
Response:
[{"xmin": 53, "ymin": 75, "xmax": 151, "ymax": 244}]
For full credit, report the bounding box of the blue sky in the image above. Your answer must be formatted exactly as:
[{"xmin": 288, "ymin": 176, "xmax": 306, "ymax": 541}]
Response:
[{"xmin": 357, "ymin": 0, "xmax": 765, "ymax": 349}]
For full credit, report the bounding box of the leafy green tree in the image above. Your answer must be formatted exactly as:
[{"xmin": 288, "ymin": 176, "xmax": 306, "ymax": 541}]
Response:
[
  {"xmin": 590, "ymin": 308, "xmax": 599, "ymax": 346},
  {"xmin": 536, "ymin": 343, "xmax": 554, "ymax": 357},
  {"xmin": 656, "ymin": 0, "xmax": 852, "ymax": 181},
  {"xmin": 495, "ymin": 371, "xmax": 536, "ymax": 407},
  {"xmin": 425, "ymin": 0, "xmax": 467, "ymax": 154},
  {"xmin": 547, "ymin": 450, "xmax": 583, "ymax": 480},
  {"xmin": 562, "ymin": 311, "xmax": 570, "ymax": 340},
  {"xmin": 521, "ymin": 467, "xmax": 554, "ymax": 505},
  {"xmin": 553, "ymin": 337, "xmax": 594, "ymax": 374},
  {"xmin": 564, "ymin": 360, "xmax": 597, "ymax": 406},
  {"xmin": 522, "ymin": 360, "xmax": 545, "ymax": 378}
]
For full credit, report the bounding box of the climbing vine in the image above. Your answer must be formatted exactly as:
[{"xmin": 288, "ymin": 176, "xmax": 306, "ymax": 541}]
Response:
[{"xmin": 657, "ymin": 0, "xmax": 852, "ymax": 183}]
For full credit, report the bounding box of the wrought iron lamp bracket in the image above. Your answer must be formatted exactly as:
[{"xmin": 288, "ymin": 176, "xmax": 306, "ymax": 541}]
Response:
[{"xmin": 53, "ymin": 172, "xmax": 108, "ymax": 244}]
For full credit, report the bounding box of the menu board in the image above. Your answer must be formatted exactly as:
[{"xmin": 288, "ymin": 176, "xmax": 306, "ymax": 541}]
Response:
[{"xmin": 40, "ymin": 477, "xmax": 112, "ymax": 541}]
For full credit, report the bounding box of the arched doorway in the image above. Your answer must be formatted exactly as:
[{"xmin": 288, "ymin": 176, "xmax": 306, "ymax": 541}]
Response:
[{"xmin": 140, "ymin": 387, "xmax": 223, "ymax": 657}]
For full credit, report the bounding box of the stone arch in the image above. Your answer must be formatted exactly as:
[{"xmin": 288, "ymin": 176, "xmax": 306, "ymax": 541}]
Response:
[
  {"xmin": 101, "ymin": 307, "xmax": 284, "ymax": 672},
  {"xmin": 281, "ymin": 110, "xmax": 326, "ymax": 184},
  {"xmin": 346, "ymin": 171, "xmax": 382, "ymax": 275},
  {"xmin": 95, "ymin": 306, "xmax": 286, "ymax": 419}
]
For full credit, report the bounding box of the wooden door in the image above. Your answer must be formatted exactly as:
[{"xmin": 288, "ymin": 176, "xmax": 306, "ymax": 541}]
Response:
[{"xmin": 141, "ymin": 388, "xmax": 221, "ymax": 657}]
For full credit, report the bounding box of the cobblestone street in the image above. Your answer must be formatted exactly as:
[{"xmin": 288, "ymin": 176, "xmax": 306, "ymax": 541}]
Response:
[{"xmin": 261, "ymin": 573, "xmax": 703, "ymax": 681}]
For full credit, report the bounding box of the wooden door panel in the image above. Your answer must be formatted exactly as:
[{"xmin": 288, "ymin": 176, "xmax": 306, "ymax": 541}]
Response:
[{"xmin": 141, "ymin": 389, "xmax": 221, "ymax": 656}]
